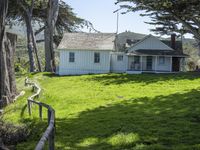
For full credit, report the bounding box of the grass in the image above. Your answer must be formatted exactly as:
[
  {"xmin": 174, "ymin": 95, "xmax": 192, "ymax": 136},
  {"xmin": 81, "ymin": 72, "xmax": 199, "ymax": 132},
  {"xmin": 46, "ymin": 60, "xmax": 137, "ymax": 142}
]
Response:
[{"xmin": 3, "ymin": 72, "xmax": 200, "ymax": 150}]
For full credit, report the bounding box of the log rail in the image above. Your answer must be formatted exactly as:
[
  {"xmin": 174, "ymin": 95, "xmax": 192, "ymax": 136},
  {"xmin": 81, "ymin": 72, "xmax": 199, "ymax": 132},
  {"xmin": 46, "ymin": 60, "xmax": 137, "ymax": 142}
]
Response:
[{"xmin": 25, "ymin": 77, "xmax": 55, "ymax": 150}]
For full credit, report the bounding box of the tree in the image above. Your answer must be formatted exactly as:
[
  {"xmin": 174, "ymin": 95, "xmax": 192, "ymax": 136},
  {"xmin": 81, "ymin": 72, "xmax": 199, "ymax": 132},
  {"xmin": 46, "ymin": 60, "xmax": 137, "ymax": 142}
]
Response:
[
  {"xmin": 0, "ymin": 0, "xmax": 17, "ymax": 107},
  {"xmin": 16, "ymin": 0, "xmax": 42, "ymax": 72},
  {"xmin": 116, "ymin": 0, "xmax": 200, "ymax": 45},
  {"xmin": 35, "ymin": 0, "xmax": 96, "ymax": 72},
  {"xmin": 7, "ymin": 0, "xmax": 94, "ymax": 72},
  {"xmin": 44, "ymin": 0, "xmax": 59, "ymax": 72}
]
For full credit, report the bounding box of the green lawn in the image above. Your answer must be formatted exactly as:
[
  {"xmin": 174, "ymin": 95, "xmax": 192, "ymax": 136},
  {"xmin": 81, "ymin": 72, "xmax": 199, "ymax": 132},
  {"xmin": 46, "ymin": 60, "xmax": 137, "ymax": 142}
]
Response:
[{"xmin": 3, "ymin": 72, "xmax": 200, "ymax": 150}]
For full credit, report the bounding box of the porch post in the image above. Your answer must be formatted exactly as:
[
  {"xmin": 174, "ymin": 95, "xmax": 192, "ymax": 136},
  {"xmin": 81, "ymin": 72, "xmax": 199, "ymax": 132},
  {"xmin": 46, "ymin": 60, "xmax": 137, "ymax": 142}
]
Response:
[
  {"xmin": 140, "ymin": 56, "xmax": 143, "ymax": 71},
  {"xmin": 155, "ymin": 56, "xmax": 157, "ymax": 72},
  {"xmin": 127, "ymin": 55, "xmax": 129, "ymax": 71},
  {"xmin": 170, "ymin": 56, "xmax": 173, "ymax": 72}
]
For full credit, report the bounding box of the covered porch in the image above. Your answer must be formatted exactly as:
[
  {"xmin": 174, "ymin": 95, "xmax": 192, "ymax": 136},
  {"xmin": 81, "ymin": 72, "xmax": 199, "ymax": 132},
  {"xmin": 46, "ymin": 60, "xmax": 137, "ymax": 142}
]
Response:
[{"xmin": 126, "ymin": 55, "xmax": 186, "ymax": 74}]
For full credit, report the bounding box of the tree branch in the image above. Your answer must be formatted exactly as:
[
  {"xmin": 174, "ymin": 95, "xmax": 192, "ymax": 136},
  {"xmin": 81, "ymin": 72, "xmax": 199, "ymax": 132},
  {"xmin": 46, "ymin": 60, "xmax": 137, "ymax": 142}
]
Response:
[
  {"xmin": 35, "ymin": 26, "xmax": 45, "ymax": 36},
  {"xmin": 170, "ymin": 11, "xmax": 200, "ymax": 40}
]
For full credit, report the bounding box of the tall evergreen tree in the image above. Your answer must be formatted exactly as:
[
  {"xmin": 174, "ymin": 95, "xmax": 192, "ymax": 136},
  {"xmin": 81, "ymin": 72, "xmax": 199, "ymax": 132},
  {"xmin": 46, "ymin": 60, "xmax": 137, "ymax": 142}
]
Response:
[{"xmin": 116, "ymin": 0, "xmax": 200, "ymax": 45}]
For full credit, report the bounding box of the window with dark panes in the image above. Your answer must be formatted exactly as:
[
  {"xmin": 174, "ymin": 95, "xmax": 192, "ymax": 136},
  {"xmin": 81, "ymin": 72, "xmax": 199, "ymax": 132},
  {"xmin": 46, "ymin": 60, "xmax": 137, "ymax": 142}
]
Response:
[{"xmin": 94, "ymin": 52, "xmax": 100, "ymax": 63}]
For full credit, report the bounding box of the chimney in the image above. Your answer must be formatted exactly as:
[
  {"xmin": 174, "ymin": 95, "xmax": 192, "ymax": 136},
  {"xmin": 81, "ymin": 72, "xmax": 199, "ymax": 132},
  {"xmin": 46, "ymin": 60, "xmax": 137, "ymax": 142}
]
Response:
[{"xmin": 171, "ymin": 33, "xmax": 176, "ymax": 50}]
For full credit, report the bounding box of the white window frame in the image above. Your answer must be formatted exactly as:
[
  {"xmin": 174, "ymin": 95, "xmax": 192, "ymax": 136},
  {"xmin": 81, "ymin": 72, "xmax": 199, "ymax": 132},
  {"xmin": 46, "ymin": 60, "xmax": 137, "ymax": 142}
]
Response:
[{"xmin": 69, "ymin": 52, "xmax": 75, "ymax": 62}]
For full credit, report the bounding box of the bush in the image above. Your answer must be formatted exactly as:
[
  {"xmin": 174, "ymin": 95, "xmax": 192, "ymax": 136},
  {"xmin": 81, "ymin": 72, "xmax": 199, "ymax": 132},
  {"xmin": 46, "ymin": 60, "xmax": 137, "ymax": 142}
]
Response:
[
  {"xmin": 0, "ymin": 121, "xmax": 30, "ymax": 145},
  {"xmin": 188, "ymin": 61, "xmax": 196, "ymax": 71}
]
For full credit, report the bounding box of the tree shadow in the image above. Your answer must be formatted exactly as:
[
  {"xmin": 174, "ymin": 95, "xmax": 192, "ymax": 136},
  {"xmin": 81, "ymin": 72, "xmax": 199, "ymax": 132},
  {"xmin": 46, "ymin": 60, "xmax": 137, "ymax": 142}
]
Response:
[
  {"xmin": 53, "ymin": 89, "xmax": 200, "ymax": 149},
  {"xmin": 87, "ymin": 72, "xmax": 200, "ymax": 85},
  {"xmin": 20, "ymin": 104, "xmax": 27, "ymax": 118}
]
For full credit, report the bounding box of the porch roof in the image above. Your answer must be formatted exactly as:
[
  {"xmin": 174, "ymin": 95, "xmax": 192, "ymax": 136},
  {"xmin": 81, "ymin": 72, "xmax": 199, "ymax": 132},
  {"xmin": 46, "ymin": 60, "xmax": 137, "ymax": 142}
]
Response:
[{"xmin": 127, "ymin": 49, "xmax": 188, "ymax": 57}]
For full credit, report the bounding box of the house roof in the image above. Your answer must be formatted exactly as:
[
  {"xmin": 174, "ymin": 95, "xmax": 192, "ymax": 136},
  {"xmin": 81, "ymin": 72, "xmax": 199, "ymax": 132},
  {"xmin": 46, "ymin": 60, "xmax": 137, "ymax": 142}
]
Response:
[
  {"xmin": 116, "ymin": 31, "xmax": 184, "ymax": 52},
  {"xmin": 115, "ymin": 31, "xmax": 146, "ymax": 51},
  {"xmin": 127, "ymin": 49, "xmax": 188, "ymax": 57},
  {"xmin": 58, "ymin": 33, "xmax": 116, "ymax": 50},
  {"xmin": 127, "ymin": 35, "xmax": 173, "ymax": 51}
]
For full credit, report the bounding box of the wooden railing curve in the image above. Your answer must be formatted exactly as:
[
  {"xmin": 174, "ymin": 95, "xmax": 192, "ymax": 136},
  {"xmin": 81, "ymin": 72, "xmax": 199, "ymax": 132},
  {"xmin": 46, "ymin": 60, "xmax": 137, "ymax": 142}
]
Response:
[{"xmin": 25, "ymin": 77, "xmax": 55, "ymax": 150}]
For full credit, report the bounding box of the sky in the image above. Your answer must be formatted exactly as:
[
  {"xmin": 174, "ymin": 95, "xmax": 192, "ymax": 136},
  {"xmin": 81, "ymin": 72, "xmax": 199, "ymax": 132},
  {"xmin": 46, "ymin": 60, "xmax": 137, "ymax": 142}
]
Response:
[
  {"xmin": 66, "ymin": 0, "xmax": 154, "ymax": 35},
  {"xmin": 65, "ymin": 0, "xmax": 192, "ymax": 39}
]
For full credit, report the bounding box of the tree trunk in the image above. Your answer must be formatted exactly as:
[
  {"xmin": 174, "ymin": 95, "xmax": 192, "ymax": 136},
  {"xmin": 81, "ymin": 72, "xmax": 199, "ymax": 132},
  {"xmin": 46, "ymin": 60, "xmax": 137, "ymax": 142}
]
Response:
[
  {"xmin": 6, "ymin": 33, "xmax": 17, "ymax": 96},
  {"xmin": 0, "ymin": 33, "xmax": 18, "ymax": 108},
  {"xmin": 1, "ymin": 33, "xmax": 17, "ymax": 106},
  {"xmin": 24, "ymin": 14, "xmax": 36, "ymax": 72},
  {"xmin": 0, "ymin": 0, "xmax": 8, "ymax": 108},
  {"xmin": 31, "ymin": 26, "xmax": 42, "ymax": 72},
  {"xmin": 18, "ymin": 0, "xmax": 42, "ymax": 72},
  {"xmin": 45, "ymin": 0, "xmax": 59, "ymax": 72},
  {"xmin": 0, "ymin": 34, "xmax": 11, "ymax": 107}
]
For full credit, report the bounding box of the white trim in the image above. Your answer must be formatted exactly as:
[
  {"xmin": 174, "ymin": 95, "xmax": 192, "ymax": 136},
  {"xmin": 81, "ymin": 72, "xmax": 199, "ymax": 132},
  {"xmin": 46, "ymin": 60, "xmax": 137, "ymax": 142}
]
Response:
[
  {"xmin": 155, "ymin": 56, "xmax": 157, "ymax": 71},
  {"xmin": 126, "ymin": 71, "xmax": 142, "ymax": 74},
  {"xmin": 170, "ymin": 56, "xmax": 173, "ymax": 72},
  {"xmin": 126, "ymin": 54, "xmax": 188, "ymax": 58}
]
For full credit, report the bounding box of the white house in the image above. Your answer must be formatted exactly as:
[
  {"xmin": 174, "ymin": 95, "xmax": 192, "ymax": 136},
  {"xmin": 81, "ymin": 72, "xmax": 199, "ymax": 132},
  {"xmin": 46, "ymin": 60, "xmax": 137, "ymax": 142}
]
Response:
[
  {"xmin": 57, "ymin": 33, "xmax": 115, "ymax": 75},
  {"xmin": 57, "ymin": 32, "xmax": 188, "ymax": 75}
]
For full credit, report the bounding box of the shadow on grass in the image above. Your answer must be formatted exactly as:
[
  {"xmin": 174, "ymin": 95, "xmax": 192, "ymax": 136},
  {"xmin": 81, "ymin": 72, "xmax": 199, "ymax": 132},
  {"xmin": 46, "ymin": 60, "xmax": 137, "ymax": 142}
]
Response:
[
  {"xmin": 52, "ymin": 89, "xmax": 200, "ymax": 150},
  {"xmin": 20, "ymin": 104, "xmax": 27, "ymax": 118},
  {"xmin": 87, "ymin": 72, "xmax": 200, "ymax": 85}
]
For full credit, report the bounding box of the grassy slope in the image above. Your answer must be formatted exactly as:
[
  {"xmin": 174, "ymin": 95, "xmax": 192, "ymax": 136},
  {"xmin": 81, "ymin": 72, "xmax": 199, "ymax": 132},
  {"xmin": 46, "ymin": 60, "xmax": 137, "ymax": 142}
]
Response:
[{"xmin": 3, "ymin": 73, "xmax": 200, "ymax": 150}]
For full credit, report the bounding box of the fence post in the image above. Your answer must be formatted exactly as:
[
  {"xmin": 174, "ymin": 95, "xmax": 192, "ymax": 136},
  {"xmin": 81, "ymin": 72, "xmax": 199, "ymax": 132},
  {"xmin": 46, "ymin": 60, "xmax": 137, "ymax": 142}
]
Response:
[
  {"xmin": 28, "ymin": 100, "xmax": 32, "ymax": 116},
  {"xmin": 39, "ymin": 104, "xmax": 43, "ymax": 120},
  {"xmin": 48, "ymin": 109, "xmax": 51, "ymax": 124}
]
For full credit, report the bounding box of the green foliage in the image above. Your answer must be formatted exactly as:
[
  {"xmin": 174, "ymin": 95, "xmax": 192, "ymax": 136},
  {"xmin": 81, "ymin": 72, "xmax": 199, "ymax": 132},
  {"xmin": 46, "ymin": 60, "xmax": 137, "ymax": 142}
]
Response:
[
  {"xmin": 116, "ymin": 0, "xmax": 200, "ymax": 40},
  {"xmin": 183, "ymin": 40, "xmax": 200, "ymax": 70},
  {"xmin": 3, "ymin": 73, "xmax": 200, "ymax": 149}
]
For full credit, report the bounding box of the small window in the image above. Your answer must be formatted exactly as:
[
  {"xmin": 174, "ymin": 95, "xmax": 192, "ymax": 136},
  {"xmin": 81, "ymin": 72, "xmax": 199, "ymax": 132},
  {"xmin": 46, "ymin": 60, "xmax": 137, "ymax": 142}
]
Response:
[
  {"xmin": 94, "ymin": 52, "xmax": 100, "ymax": 63},
  {"xmin": 117, "ymin": 55, "xmax": 123, "ymax": 61},
  {"xmin": 69, "ymin": 52, "xmax": 75, "ymax": 62},
  {"xmin": 134, "ymin": 56, "xmax": 140, "ymax": 64},
  {"xmin": 159, "ymin": 56, "xmax": 165, "ymax": 64}
]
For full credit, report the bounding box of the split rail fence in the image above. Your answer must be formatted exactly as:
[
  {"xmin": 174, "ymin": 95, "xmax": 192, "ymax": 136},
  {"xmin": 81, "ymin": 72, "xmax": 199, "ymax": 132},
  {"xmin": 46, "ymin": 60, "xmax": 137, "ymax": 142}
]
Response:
[{"xmin": 25, "ymin": 78, "xmax": 55, "ymax": 150}]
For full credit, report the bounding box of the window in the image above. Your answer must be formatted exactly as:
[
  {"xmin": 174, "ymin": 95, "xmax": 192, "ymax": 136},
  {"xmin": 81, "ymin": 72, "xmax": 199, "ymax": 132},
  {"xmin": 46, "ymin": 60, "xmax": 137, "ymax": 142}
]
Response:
[
  {"xmin": 134, "ymin": 56, "xmax": 140, "ymax": 64},
  {"xmin": 117, "ymin": 55, "xmax": 123, "ymax": 61},
  {"xmin": 159, "ymin": 56, "xmax": 165, "ymax": 64},
  {"xmin": 94, "ymin": 52, "xmax": 100, "ymax": 63},
  {"xmin": 69, "ymin": 52, "xmax": 75, "ymax": 62}
]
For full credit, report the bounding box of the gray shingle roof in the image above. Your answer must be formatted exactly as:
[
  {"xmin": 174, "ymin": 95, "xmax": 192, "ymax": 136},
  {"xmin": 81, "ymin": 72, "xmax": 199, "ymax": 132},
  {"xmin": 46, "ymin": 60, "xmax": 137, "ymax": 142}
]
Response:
[{"xmin": 58, "ymin": 33, "xmax": 116, "ymax": 50}]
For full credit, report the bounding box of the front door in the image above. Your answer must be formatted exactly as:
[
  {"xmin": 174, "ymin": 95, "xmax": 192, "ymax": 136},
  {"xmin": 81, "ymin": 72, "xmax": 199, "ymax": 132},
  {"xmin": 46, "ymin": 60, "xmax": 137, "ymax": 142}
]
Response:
[
  {"xmin": 146, "ymin": 56, "xmax": 153, "ymax": 71},
  {"xmin": 172, "ymin": 57, "xmax": 180, "ymax": 72}
]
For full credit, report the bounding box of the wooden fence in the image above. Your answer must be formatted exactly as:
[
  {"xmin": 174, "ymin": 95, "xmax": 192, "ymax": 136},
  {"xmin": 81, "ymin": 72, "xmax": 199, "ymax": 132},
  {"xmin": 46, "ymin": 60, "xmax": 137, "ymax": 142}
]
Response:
[{"xmin": 25, "ymin": 78, "xmax": 55, "ymax": 150}]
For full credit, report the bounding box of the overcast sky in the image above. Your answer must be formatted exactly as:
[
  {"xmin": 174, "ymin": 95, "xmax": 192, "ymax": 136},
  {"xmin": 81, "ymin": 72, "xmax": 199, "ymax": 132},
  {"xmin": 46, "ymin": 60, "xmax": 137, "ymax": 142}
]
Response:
[{"xmin": 66, "ymin": 0, "xmax": 192, "ymax": 38}]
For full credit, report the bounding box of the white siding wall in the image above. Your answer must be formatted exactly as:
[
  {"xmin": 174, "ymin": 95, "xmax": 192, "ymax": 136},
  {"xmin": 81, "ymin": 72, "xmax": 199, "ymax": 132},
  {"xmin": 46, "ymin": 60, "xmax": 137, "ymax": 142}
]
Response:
[
  {"xmin": 110, "ymin": 53, "xmax": 128, "ymax": 73},
  {"xmin": 59, "ymin": 50, "xmax": 111, "ymax": 75},
  {"xmin": 156, "ymin": 56, "xmax": 171, "ymax": 71},
  {"xmin": 129, "ymin": 36, "xmax": 173, "ymax": 51}
]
